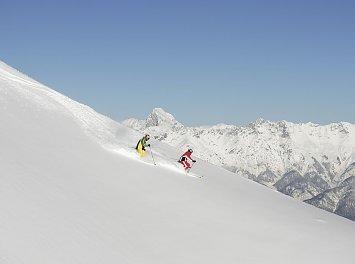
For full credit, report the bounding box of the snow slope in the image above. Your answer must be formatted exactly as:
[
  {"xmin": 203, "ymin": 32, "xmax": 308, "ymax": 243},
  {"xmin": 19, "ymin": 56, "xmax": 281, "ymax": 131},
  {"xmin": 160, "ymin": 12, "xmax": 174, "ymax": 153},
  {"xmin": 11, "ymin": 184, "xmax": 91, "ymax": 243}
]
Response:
[{"xmin": 1, "ymin": 61, "xmax": 355, "ymax": 264}]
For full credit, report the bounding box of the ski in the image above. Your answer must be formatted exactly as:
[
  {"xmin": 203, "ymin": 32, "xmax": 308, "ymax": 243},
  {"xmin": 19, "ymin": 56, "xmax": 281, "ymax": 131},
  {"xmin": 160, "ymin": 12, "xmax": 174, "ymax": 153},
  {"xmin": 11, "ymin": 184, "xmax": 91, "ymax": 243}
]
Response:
[{"xmin": 185, "ymin": 170, "xmax": 203, "ymax": 179}]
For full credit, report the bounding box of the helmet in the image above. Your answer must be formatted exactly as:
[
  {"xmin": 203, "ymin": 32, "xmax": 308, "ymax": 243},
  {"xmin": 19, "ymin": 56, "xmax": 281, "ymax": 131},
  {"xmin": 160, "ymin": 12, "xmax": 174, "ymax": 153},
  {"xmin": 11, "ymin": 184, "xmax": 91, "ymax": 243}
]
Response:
[
  {"xmin": 145, "ymin": 134, "xmax": 150, "ymax": 140},
  {"xmin": 188, "ymin": 148, "xmax": 193, "ymax": 153}
]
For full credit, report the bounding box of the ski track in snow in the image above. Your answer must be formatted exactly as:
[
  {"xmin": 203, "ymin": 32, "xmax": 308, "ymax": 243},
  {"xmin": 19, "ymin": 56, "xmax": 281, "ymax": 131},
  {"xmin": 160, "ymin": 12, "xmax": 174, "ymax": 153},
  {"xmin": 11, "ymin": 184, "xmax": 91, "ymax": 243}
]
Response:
[{"xmin": 111, "ymin": 147, "xmax": 203, "ymax": 179}]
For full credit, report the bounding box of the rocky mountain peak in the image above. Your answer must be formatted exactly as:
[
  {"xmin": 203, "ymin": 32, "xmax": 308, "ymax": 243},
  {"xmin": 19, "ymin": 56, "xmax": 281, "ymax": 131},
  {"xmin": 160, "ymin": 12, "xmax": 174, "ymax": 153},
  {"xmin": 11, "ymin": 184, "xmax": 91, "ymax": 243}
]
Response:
[{"xmin": 146, "ymin": 108, "xmax": 183, "ymax": 129}]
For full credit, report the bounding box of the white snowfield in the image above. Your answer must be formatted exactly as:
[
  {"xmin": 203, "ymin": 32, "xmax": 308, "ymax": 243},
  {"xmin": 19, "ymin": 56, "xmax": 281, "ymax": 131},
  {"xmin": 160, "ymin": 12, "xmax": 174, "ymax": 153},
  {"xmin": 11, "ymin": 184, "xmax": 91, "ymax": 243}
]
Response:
[{"xmin": 0, "ymin": 61, "xmax": 354, "ymax": 264}]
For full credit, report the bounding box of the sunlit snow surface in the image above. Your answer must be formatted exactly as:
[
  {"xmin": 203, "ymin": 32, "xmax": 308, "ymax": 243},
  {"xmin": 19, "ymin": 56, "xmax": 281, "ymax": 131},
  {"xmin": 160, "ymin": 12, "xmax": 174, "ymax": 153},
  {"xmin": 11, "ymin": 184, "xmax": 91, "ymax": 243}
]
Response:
[{"xmin": 1, "ymin": 61, "xmax": 355, "ymax": 264}]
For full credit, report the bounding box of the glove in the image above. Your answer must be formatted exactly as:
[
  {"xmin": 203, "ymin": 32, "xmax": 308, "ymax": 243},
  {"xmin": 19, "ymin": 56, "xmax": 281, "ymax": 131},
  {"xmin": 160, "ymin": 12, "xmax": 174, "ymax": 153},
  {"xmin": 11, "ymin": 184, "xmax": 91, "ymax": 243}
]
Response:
[
  {"xmin": 142, "ymin": 147, "xmax": 146, "ymax": 151},
  {"xmin": 147, "ymin": 144, "xmax": 151, "ymax": 147},
  {"xmin": 192, "ymin": 160, "xmax": 196, "ymax": 163}
]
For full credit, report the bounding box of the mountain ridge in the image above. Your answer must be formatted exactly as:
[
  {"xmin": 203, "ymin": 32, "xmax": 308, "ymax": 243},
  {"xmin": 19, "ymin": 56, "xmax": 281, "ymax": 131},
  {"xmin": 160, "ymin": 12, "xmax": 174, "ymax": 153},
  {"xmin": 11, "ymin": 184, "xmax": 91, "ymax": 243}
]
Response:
[{"xmin": 123, "ymin": 108, "xmax": 355, "ymax": 220}]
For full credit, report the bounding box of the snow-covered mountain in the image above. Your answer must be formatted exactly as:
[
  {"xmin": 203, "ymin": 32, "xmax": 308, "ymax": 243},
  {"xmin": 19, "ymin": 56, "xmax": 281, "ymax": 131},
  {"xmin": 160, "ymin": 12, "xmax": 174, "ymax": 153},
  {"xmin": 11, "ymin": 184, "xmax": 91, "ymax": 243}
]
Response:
[
  {"xmin": 2, "ymin": 60, "xmax": 355, "ymax": 263},
  {"xmin": 306, "ymin": 164, "xmax": 355, "ymax": 220},
  {"xmin": 123, "ymin": 108, "xmax": 355, "ymax": 220}
]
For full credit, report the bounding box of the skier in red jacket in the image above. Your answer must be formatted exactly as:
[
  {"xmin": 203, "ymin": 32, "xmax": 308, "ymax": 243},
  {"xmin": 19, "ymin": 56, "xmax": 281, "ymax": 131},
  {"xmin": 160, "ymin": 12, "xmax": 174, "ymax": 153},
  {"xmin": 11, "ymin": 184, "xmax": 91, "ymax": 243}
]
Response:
[{"xmin": 178, "ymin": 149, "xmax": 196, "ymax": 171}]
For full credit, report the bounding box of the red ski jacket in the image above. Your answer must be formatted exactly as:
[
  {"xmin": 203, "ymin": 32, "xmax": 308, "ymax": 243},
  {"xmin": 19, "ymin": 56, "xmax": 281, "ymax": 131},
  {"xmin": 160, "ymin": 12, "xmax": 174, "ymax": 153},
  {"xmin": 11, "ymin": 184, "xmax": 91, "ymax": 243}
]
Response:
[{"xmin": 179, "ymin": 151, "xmax": 193, "ymax": 162}]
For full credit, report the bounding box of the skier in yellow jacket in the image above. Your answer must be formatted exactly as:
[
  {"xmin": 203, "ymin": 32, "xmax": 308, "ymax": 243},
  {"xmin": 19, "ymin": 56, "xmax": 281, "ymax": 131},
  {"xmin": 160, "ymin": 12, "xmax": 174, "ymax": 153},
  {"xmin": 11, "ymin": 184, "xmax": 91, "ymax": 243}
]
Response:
[{"xmin": 135, "ymin": 134, "xmax": 151, "ymax": 157}]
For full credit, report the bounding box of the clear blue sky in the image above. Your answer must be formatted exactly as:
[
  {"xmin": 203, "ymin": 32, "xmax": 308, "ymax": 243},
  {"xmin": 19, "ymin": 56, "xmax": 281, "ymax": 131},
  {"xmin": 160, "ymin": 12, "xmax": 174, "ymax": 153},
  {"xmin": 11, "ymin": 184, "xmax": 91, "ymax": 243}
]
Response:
[{"xmin": 1, "ymin": 0, "xmax": 354, "ymax": 126}]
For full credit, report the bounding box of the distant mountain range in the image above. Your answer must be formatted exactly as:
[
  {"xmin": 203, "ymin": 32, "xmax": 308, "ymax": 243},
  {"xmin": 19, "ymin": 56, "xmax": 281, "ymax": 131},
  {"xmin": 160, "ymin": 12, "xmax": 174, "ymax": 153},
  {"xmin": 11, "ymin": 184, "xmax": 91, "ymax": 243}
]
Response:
[{"xmin": 123, "ymin": 108, "xmax": 355, "ymax": 221}]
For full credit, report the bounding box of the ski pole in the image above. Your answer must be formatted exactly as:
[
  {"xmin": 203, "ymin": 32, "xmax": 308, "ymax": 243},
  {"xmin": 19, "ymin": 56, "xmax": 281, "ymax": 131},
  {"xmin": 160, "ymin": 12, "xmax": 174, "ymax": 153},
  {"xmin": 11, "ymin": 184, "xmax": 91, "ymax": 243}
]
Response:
[
  {"xmin": 149, "ymin": 145, "xmax": 156, "ymax": 165},
  {"xmin": 188, "ymin": 160, "xmax": 196, "ymax": 172}
]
